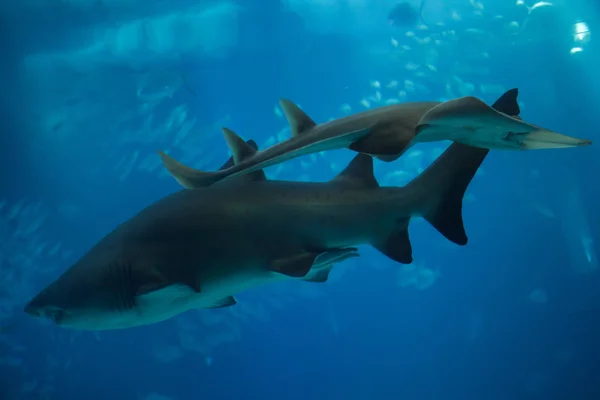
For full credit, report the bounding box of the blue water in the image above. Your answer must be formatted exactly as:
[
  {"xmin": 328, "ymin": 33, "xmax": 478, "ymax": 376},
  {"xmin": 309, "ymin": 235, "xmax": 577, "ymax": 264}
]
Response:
[{"xmin": 1, "ymin": 0, "xmax": 600, "ymax": 399}]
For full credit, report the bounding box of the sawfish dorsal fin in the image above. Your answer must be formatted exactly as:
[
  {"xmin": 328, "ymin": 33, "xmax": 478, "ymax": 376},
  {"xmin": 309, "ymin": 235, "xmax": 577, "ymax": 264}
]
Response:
[
  {"xmin": 279, "ymin": 99, "xmax": 317, "ymax": 137},
  {"xmin": 222, "ymin": 128, "xmax": 257, "ymax": 164},
  {"xmin": 218, "ymin": 139, "xmax": 258, "ymax": 170},
  {"xmin": 331, "ymin": 154, "xmax": 379, "ymax": 189},
  {"xmin": 220, "ymin": 128, "xmax": 267, "ymax": 183}
]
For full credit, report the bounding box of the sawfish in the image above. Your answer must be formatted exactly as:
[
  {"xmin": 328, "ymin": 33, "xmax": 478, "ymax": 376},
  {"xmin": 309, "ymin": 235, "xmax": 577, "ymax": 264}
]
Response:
[{"xmin": 158, "ymin": 89, "xmax": 590, "ymax": 189}]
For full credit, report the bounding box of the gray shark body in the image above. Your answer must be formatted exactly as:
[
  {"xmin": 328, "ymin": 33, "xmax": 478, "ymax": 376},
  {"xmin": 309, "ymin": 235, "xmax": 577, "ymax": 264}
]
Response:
[
  {"xmin": 159, "ymin": 89, "xmax": 591, "ymax": 189},
  {"xmin": 24, "ymin": 137, "xmax": 488, "ymax": 331}
]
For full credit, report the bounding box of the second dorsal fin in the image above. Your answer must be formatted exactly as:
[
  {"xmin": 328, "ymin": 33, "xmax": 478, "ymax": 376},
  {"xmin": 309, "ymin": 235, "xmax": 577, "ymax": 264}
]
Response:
[
  {"xmin": 330, "ymin": 154, "xmax": 379, "ymax": 189},
  {"xmin": 279, "ymin": 99, "xmax": 317, "ymax": 137}
]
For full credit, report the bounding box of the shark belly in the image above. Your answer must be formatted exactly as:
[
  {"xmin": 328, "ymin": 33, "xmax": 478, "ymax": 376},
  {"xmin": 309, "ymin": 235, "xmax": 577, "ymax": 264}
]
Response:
[
  {"xmin": 129, "ymin": 261, "xmax": 289, "ymax": 329},
  {"xmin": 69, "ymin": 267, "xmax": 287, "ymax": 331}
]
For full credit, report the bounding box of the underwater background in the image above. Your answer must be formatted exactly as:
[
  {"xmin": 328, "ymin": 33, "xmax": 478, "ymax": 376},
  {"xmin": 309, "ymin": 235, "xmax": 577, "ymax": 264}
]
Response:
[{"xmin": 1, "ymin": 0, "xmax": 599, "ymax": 398}]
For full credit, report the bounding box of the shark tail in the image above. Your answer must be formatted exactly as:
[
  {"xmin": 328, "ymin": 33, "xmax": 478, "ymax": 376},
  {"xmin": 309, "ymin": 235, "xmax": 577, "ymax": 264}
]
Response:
[
  {"xmin": 404, "ymin": 142, "xmax": 488, "ymax": 245},
  {"xmin": 373, "ymin": 90, "xmax": 515, "ymax": 254}
]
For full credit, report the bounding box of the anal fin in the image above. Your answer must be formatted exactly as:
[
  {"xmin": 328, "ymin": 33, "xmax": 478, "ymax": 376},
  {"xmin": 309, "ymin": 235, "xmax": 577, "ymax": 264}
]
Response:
[{"xmin": 372, "ymin": 227, "xmax": 413, "ymax": 264}]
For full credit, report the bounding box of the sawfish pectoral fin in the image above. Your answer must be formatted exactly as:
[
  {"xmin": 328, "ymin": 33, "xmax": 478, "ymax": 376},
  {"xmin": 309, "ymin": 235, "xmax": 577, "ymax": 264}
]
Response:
[
  {"xmin": 206, "ymin": 296, "xmax": 237, "ymax": 309},
  {"xmin": 300, "ymin": 128, "xmax": 373, "ymax": 153},
  {"xmin": 270, "ymin": 248, "xmax": 359, "ymax": 278},
  {"xmin": 349, "ymin": 122, "xmax": 414, "ymax": 162},
  {"xmin": 372, "ymin": 227, "xmax": 413, "ymax": 264}
]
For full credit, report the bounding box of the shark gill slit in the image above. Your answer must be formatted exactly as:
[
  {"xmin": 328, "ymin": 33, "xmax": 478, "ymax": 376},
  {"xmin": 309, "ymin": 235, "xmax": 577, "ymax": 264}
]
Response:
[
  {"xmin": 125, "ymin": 261, "xmax": 135, "ymax": 311},
  {"xmin": 111, "ymin": 261, "xmax": 134, "ymax": 312},
  {"xmin": 111, "ymin": 261, "xmax": 123, "ymax": 313}
]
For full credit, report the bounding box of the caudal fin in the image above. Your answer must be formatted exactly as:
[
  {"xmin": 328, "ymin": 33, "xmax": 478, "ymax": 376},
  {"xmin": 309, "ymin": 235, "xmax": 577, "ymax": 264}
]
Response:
[
  {"xmin": 404, "ymin": 143, "xmax": 488, "ymax": 245},
  {"xmin": 394, "ymin": 90, "xmax": 519, "ymax": 246}
]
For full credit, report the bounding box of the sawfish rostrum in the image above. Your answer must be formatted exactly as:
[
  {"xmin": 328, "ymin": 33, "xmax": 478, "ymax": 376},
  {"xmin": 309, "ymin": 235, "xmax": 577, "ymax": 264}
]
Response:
[{"xmin": 24, "ymin": 137, "xmax": 488, "ymax": 330}]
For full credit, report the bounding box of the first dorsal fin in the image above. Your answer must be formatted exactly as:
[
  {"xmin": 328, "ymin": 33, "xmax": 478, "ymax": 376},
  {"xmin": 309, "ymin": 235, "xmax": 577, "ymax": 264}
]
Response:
[
  {"xmin": 279, "ymin": 99, "xmax": 317, "ymax": 137},
  {"xmin": 331, "ymin": 154, "xmax": 379, "ymax": 189},
  {"xmin": 222, "ymin": 127, "xmax": 256, "ymax": 164}
]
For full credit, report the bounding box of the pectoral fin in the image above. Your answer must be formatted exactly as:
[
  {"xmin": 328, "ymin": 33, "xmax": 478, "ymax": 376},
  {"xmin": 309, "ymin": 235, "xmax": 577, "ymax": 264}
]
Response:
[
  {"xmin": 303, "ymin": 248, "xmax": 360, "ymax": 283},
  {"xmin": 270, "ymin": 253, "xmax": 320, "ymax": 278},
  {"xmin": 206, "ymin": 296, "xmax": 237, "ymax": 309},
  {"xmin": 372, "ymin": 227, "xmax": 413, "ymax": 264},
  {"xmin": 312, "ymin": 248, "xmax": 360, "ymax": 267},
  {"xmin": 303, "ymin": 265, "xmax": 334, "ymax": 283},
  {"xmin": 270, "ymin": 248, "xmax": 359, "ymax": 278},
  {"xmin": 137, "ymin": 283, "xmax": 170, "ymax": 296},
  {"xmin": 349, "ymin": 122, "xmax": 414, "ymax": 161}
]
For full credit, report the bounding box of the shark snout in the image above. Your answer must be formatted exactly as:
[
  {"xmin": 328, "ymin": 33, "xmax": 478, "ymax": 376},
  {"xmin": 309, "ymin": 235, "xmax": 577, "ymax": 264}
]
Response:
[
  {"xmin": 24, "ymin": 297, "xmax": 65, "ymax": 324},
  {"xmin": 23, "ymin": 301, "xmax": 40, "ymax": 317}
]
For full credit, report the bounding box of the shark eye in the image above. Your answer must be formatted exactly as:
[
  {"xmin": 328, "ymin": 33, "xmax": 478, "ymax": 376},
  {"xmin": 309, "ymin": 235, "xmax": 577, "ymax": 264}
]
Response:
[{"xmin": 46, "ymin": 307, "xmax": 65, "ymax": 323}]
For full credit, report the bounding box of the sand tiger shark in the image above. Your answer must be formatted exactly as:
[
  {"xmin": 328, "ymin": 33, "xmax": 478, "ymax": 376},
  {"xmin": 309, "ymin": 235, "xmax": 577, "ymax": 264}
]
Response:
[
  {"xmin": 24, "ymin": 135, "xmax": 490, "ymax": 331},
  {"xmin": 158, "ymin": 89, "xmax": 590, "ymax": 189}
]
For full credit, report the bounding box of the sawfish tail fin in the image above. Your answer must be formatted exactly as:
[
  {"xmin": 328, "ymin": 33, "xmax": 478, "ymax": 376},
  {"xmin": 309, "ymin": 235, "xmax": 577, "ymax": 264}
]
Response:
[
  {"xmin": 158, "ymin": 152, "xmax": 223, "ymax": 188},
  {"xmin": 158, "ymin": 129, "xmax": 266, "ymax": 188},
  {"xmin": 404, "ymin": 143, "xmax": 488, "ymax": 245}
]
